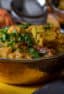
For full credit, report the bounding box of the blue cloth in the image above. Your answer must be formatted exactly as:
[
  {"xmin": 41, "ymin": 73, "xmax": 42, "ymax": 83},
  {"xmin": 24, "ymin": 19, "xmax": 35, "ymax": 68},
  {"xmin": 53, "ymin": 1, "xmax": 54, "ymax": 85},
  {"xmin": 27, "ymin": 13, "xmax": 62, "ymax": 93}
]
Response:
[{"xmin": 33, "ymin": 81, "xmax": 64, "ymax": 94}]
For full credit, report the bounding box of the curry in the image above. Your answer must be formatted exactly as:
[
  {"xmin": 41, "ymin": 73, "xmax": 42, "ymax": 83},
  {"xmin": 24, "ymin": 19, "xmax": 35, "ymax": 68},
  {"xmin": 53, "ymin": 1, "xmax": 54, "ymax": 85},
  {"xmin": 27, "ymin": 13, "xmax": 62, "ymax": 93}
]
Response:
[{"xmin": 0, "ymin": 23, "xmax": 64, "ymax": 59}]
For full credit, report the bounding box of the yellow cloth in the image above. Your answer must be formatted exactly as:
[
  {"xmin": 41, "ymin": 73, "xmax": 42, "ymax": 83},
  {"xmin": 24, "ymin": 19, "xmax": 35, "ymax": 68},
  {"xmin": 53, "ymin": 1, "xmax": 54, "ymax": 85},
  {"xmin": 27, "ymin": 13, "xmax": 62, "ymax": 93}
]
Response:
[{"xmin": 0, "ymin": 83, "xmax": 39, "ymax": 94}]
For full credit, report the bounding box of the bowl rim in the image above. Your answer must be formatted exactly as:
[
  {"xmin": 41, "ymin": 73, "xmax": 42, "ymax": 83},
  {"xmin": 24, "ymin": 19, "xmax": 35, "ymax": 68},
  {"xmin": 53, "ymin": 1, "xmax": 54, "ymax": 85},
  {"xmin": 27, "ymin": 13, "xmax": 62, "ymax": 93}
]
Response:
[{"xmin": 0, "ymin": 52, "xmax": 64, "ymax": 63}]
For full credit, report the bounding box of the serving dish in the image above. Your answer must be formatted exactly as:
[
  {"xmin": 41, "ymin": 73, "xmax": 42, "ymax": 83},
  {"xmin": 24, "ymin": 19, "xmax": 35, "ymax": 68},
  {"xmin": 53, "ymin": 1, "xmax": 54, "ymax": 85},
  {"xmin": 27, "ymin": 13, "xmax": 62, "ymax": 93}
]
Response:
[{"xmin": 11, "ymin": 0, "xmax": 48, "ymax": 24}]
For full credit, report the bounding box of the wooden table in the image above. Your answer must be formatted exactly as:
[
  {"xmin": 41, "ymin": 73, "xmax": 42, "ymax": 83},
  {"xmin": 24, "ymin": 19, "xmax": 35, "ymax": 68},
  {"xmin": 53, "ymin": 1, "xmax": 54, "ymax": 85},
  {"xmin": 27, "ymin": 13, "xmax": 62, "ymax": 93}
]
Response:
[
  {"xmin": 0, "ymin": 69, "xmax": 63, "ymax": 94},
  {"xmin": 0, "ymin": 83, "xmax": 38, "ymax": 94}
]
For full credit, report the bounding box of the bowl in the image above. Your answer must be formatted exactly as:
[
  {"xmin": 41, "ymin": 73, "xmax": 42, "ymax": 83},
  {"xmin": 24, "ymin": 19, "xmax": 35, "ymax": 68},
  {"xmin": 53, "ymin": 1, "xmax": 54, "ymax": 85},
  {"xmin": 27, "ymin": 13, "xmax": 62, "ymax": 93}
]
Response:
[
  {"xmin": 0, "ymin": 53, "xmax": 63, "ymax": 85},
  {"xmin": 49, "ymin": 0, "xmax": 64, "ymax": 24},
  {"xmin": 0, "ymin": 13, "xmax": 63, "ymax": 85}
]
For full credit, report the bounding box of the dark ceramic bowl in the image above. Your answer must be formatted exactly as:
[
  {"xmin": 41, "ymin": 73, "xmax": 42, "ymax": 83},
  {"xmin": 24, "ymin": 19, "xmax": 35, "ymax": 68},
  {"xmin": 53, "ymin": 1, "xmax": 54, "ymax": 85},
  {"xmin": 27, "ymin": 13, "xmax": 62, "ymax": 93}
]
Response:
[
  {"xmin": 0, "ymin": 52, "xmax": 63, "ymax": 84},
  {"xmin": 0, "ymin": 25, "xmax": 64, "ymax": 85}
]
